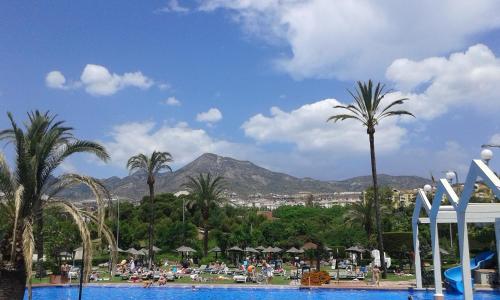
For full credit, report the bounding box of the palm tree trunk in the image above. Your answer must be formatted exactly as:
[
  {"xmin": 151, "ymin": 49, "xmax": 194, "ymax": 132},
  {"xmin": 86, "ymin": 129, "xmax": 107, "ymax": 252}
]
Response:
[
  {"xmin": 0, "ymin": 227, "xmax": 28, "ymax": 300},
  {"xmin": 369, "ymin": 132, "xmax": 387, "ymax": 278},
  {"xmin": 34, "ymin": 200, "xmax": 44, "ymax": 278},
  {"xmin": 148, "ymin": 183, "xmax": 154, "ymax": 269},
  {"xmin": 202, "ymin": 214, "xmax": 209, "ymax": 257},
  {"xmin": 0, "ymin": 266, "xmax": 27, "ymax": 300}
]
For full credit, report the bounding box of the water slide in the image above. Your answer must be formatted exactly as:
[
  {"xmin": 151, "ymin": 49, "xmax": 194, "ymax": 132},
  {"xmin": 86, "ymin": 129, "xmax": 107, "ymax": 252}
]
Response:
[{"xmin": 444, "ymin": 251, "xmax": 495, "ymax": 293}]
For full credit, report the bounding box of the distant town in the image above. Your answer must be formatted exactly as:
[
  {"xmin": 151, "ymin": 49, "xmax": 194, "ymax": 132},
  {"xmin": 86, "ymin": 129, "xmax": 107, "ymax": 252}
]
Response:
[{"xmin": 73, "ymin": 188, "xmax": 419, "ymax": 211}]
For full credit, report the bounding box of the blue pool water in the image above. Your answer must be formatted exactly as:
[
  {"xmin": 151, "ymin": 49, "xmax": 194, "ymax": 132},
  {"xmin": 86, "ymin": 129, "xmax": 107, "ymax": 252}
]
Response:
[{"xmin": 24, "ymin": 286, "xmax": 500, "ymax": 300}]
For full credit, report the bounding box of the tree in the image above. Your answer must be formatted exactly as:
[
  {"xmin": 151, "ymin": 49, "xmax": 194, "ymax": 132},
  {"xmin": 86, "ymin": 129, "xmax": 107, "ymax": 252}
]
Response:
[
  {"xmin": 127, "ymin": 151, "xmax": 172, "ymax": 268},
  {"xmin": 0, "ymin": 111, "xmax": 110, "ymax": 279},
  {"xmin": 328, "ymin": 80, "xmax": 414, "ymax": 277},
  {"xmin": 183, "ymin": 173, "xmax": 224, "ymax": 256},
  {"xmin": 345, "ymin": 192, "xmax": 374, "ymax": 238},
  {"xmin": 0, "ymin": 111, "xmax": 116, "ymax": 300}
]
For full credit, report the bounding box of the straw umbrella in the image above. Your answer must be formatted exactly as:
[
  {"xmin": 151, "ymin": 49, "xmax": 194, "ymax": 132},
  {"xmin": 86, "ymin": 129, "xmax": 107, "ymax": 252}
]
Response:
[
  {"xmin": 176, "ymin": 246, "xmax": 196, "ymax": 260},
  {"xmin": 126, "ymin": 248, "xmax": 140, "ymax": 256},
  {"xmin": 301, "ymin": 242, "xmax": 319, "ymax": 270},
  {"xmin": 244, "ymin": 247, "xmax": 259, "ymax": 253},
  {"xmin": 346, "ymin": 246, "xmax": 366, "ymax": 261},
  {"xmin": 227, "ymin": 246, "xmax": 243, "ymax": 265},
  {"xmin": 255, "ymin": 246, "xmax": 265, "ymax": 251},
  {"xmin": 209, "ymin": 246, "xmax": 222, "ymax": 260}
]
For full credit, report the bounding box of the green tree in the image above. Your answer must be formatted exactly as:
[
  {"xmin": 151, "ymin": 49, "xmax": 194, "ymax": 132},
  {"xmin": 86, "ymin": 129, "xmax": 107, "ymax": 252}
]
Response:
[
  {"xmin": 183, "ymin": 173, "xmax": 224, "ymax": 256},
  {"xmin": 0, "ymin": 111, "xmax": 110, "ymax": 279},
  {"xmin": 127, "ymin": 151, "xmax": 173, "ymax": 268},
  {"xmin": 0, "ymin": 111, "xmax": 115, "ymax": 300},
  {"xmin": 345, "ymin": 192, "xmax": 374, "ymax": 238},
  {"xmin": 328, "ymin": 81, "xmax": 414, "ymax": 276}
]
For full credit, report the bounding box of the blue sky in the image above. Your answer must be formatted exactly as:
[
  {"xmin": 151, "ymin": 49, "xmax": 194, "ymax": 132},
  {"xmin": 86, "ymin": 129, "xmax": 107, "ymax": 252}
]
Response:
[{"xmin": 1, "ymin": 0, "xmax": 500, "ymax": 182}]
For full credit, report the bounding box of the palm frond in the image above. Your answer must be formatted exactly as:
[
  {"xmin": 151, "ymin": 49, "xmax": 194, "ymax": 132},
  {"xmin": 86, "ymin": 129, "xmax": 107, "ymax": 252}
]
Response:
[
  {"xmin": 81, "ymin": 211, "xmax": 118, "ymax": 276},
  {"xmin": 10, "ymin": 186, "xmax": 24, "ymax": 263},
  {"xmin": 126, "ymin": 153, "xmax": 149, "ymax": 174},
  {"xmin": 327, "ymin": 114, "xmax": 366, "ymax": 125},
  {"xmin": 328, "ymin": 80, "xmax": 414, "ymax": 130},
  {"xmin": 378, "ymin": 110, "xmax": 415, "ymax": 121},
  {"xmin": 44, "ymin": 201, "xmax": 93, "ymax": 282},
  {"xmin": 0, "ymin": 152, "xmax": 16, "ymax": 206},
  {"xmin": 48, "ymin": 174, "xmax": 111, "ymax": 235}
]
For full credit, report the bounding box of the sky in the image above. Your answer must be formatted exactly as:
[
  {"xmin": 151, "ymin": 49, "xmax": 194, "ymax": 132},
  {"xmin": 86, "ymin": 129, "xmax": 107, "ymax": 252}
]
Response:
[{"xmin": 1, "ymin": 0, "xmax": 500, "ymax": 182}]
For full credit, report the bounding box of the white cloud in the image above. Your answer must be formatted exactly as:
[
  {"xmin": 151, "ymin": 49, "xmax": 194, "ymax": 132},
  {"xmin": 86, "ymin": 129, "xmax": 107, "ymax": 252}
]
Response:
[
  {"xmin": 58, "ymin": 160, "xmax": 78, "ymax": 173},
  {"xmin": 242, "ymin": 99, "xmax": 407, "ymax": 154},
  {"xmin": 104, "ymin": 121, "xmax": 246, "ymax": 168},
  {"xmin": 158, "ymin": 83, "xmax": 171, "ymax": 90},
  {"xmin": 156, "ymin": 0, "xmax": 190, "ymax": 13},
  {"xmin": 200, "ymin": 0, "xmax": 500, "ymax": 79},
  {"xmin": 386, "ymin": 44, "xmax": 500, "ymax": 120},
  {"xmin": 196, "ymin": 108, "xmax": 223, "ymax": 123},
  {"xmin": 45, "ymin": 71, "xmax": 67, "ymax": 89},
  {"xmin": 162, "ymin": 96, "xmax": 182, "ymax": 106},
  {"xmin": 46, "ymin": 64, "xmax": 154, "ymax": 96},
  {"xmin": 433, "ymin": 141, "xmax": 470, "ymax": 177},
  {"xmin": 80, "ymin": 64, "xmax": 153, "ymax": 96},
  {"xmin": 489, "ymin": 134, "xmax": 500, "ymax": 145}
]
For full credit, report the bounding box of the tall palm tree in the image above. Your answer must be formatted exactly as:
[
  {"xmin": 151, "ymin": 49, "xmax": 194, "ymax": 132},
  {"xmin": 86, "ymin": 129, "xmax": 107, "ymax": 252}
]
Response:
[
  {"xmin": 0, "ymin": 111, "xmax": 110, "ymax": 278},
  {"xmin": 0, "ymin": 111, "xmax": 116, "ymax": 300},
  {"xmin": 328, "ymin": 80, "xmax": 414, "ymax": 276},
  {"xmin": 127, "ymin": 151, "xmax": 173, "ymax": 268},
  {"xmin": 183, "ymin": 173, "xmax": 224, "ymax": 256}
]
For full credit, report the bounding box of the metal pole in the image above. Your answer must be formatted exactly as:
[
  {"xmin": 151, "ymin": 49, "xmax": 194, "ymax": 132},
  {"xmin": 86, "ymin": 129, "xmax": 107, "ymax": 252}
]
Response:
[
  {"xmin": 182, "ymin": 198, "xmax": 185, "ymax": 243},
  {"xmin": 78, "ymin": 244, "xmax": 84, "ymax": 300},
  {"xmin": 116, "ymin": 197, "xmax": 120, "ymax": 248}
]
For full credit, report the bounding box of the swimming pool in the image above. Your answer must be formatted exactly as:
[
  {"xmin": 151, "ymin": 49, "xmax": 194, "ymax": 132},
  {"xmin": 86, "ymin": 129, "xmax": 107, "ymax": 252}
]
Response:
[{"xmin": 24, "ymin": 286, "xmax": 500, "ymax": 300}]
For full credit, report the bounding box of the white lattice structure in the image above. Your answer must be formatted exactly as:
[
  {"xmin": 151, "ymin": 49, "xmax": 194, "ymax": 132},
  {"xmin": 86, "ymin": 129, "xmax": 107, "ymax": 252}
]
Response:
[{"xmin": 412, "ymin": 159, "xmax": 500, "ymax": 300}]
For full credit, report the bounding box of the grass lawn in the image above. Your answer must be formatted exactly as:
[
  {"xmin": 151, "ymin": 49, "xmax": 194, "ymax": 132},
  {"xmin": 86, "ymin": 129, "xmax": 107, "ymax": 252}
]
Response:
[{"xmin": 31, "ymin": 266, "xmax": 415, "ymax": 286}]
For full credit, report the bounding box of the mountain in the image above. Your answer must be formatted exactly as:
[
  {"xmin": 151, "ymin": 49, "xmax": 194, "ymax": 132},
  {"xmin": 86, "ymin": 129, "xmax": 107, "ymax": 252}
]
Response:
[{"xmin": 62, "ymin": 153, "xmax": 431, "ymax": 201}]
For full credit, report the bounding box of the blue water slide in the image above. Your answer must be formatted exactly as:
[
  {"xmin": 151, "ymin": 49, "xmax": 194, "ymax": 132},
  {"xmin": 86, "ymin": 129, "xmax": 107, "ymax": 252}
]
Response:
[{"xmin": 444, "ymin": 251, "xmax": 495, "ymax": 293}]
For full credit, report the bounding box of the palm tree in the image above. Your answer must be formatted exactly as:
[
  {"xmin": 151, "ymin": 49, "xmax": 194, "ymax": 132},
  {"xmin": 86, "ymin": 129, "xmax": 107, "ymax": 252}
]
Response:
[
  {"xmin": 126, "ymin": 151, "xmax": 173, "ymax": 268},
  {"xmin": 328, "ymin": 80, "xmax": 414, "ymax": 277},
  {"xmin": 345, "ymin": 192, "xmax": 374, "ymax": 238},
  {"xmin": 0, "ymin": 111, "xmax": 116, "ymax": 300},
  {"xmin": 0, "ymin": 111, "xmax": 110, "ymax": 279},
  {"xmin": 183, "ymin": 173, "xmax": 224, "ymax": 256},
  {"xmin": 346, "ymin": 190, "xmax": 391, "ymax": 240}
]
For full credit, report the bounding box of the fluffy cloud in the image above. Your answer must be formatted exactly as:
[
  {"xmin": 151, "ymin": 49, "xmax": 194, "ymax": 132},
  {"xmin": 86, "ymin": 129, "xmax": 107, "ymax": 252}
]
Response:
[
  {"xmin": 45, "ymin": 71, "xmax": 67, "ymax": 89},
  {"xmin": 200, "ymin": 0, "xmax": 500, "ymax": 79},
  {"xmin": 104, "ymin": 121, "xmax": 247, "ymax": 167},
  {"xmin": 156, "ymin": 0, "xmax": 190, "ymax": 13},
  {"xmin": 196, "ymin": 108, "xmax": 223, "ymax": 123},
  {"xmin": 80, "ymin": 64, "xmax": 153, "ymax": 96},
  {"xmin": 386, "ymin": 44, "xmax": 500, "ymax": 120},
  {"xmin": 162, "ymin": 96, "xmax": 181, "ymax": 106},
  {"xmin": 242, "ymin": 99, "xmax": 407, "ymax": 154},
  {"xmin": 46, "ymin": 64, "xmax": 154, "ymax": 96}
]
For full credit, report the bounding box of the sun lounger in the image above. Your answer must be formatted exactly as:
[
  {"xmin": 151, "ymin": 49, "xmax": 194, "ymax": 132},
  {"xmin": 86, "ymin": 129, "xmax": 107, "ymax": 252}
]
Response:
[
  {"xmin": 273, "ymin": 269, "xmax": 286, "ymax": 276},
  {"xmin": 194, "ymin": 265, "xmax": 207, "ymax": 274},
  {"xmin": 233, "ymin": 275, "xmax": 247, "ymax": 283},
  {"xmin": 165, "ymin": 272, "xmax": 175, "ymax": 282}
]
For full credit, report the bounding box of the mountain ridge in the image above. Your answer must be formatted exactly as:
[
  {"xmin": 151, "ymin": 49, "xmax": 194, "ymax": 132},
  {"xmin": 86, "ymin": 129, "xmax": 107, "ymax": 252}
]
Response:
[{"xmin": 61, "ymin": 153, "xmax": 431, "ymax": 201}]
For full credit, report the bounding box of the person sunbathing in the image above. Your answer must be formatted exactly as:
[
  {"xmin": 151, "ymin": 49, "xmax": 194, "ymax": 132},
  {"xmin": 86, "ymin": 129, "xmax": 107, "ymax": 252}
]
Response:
[
  {"xmin": 158, "ymin": 275, "xmax": 166, "ymax": 285},
  {"xmin": 128, "ymin": 272, "xmax": 141, "ymax": 283},
  {"xmin": 143, "ymin": 279, "xmax": 153, "ymax": 288}
]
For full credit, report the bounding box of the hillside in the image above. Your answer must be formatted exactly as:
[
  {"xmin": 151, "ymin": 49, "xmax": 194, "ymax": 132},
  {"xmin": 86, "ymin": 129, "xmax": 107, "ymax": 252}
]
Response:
[{"xmin": 62, "ymin": 153, "xmax": 431, "ymax": 201}]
